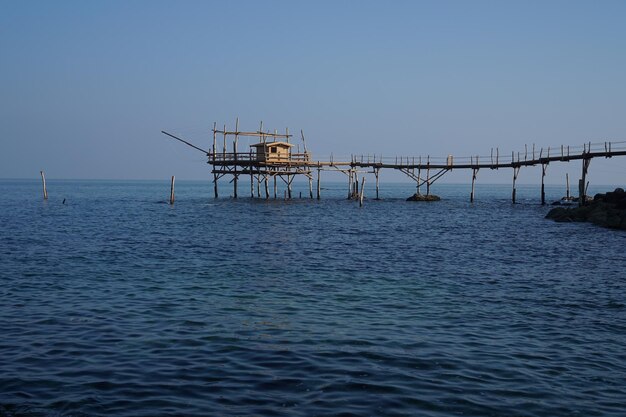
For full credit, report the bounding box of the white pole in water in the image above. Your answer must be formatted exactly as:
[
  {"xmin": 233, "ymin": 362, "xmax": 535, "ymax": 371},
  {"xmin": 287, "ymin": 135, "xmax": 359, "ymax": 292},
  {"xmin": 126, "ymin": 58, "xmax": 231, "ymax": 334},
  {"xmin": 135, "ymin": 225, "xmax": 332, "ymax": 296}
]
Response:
[
  {"xmin": 359, "ymin": 177, "xmax": 366, "ymax": 207},
  {"xmin": 40, "ymin": 171, "xmax": 48, "ymax": 200}
]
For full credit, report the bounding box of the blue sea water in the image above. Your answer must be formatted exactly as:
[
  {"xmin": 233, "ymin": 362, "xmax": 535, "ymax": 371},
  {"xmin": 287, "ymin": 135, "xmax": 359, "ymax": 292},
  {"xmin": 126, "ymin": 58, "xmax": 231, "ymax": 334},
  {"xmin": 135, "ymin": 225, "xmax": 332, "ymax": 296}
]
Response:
[{"xmin": 1, "ymin": 179, "xmax": 625, "ymax": 417}]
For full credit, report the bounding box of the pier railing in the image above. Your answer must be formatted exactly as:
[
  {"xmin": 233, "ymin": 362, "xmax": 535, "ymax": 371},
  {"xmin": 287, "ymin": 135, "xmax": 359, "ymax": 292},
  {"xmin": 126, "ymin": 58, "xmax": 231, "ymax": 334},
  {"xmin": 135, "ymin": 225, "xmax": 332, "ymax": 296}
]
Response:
[
  {"xmin": 346, "ymin": 140, "xmax": 626, "ymax": 168},
  {"xmin": 210, "ymin": 151, "xmax": 312, "ymax": 164}
]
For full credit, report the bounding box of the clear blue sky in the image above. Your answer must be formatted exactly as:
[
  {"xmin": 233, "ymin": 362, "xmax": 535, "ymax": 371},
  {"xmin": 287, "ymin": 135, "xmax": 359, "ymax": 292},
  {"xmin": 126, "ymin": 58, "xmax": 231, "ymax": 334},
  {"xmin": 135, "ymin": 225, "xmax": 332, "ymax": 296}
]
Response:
[{"xmin": 2, "ymin": 0, "xmax": 625, "ymax": 184}]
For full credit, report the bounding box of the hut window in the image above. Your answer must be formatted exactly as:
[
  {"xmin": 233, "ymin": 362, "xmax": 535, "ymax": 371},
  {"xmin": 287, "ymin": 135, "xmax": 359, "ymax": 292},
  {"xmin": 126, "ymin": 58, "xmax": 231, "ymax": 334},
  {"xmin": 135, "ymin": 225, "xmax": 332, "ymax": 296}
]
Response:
[{"xmin": 270, "ymin": 146, "xmax": 277, "ymax": 153}]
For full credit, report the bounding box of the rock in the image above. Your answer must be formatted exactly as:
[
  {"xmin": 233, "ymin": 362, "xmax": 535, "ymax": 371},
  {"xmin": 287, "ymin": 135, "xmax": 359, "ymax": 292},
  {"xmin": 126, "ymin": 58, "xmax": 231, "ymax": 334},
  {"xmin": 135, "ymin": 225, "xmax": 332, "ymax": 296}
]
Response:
[
  {"xmin": 546, "ymin": 207, "xmax": 571, "ymax": 221},
  {"xmin": 406, "ymin": 193, "xmax": 441, "ymax": 202},
  {"xmin": 604, "ymin": 189, "xmax": 625, "ymax": 204},
  {"xmin": 546, "ymin": 187, "xmax": 626, "ymax": 230},
  {"xmin": 588, "ymin": 207, "xmax": 608, "ymax": 226}
]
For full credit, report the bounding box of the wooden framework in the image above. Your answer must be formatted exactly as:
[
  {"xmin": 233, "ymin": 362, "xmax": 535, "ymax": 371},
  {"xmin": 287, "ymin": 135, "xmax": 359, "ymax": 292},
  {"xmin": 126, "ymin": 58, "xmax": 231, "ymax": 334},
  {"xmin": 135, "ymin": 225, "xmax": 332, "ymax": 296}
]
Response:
[
  {"xmin": 162, "ymin": 124, "xmax": 626, "ymax": 205},
  {"xmin": 209, "ymin": 120, "xmax": 316, "ymax": 199}
]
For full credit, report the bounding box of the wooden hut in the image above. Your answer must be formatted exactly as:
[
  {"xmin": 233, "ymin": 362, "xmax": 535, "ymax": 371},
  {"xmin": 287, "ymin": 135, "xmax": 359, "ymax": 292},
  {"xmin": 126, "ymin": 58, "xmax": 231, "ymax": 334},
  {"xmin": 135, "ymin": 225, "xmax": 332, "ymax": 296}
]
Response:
[{"xmin": 251, "ymin": 141, "xmax": 294, "ymax": 163}]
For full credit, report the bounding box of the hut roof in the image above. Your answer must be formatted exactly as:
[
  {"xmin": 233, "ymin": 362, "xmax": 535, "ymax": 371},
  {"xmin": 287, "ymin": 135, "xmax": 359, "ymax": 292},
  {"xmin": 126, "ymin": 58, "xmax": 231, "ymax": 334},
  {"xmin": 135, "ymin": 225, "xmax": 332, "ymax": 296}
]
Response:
[{"xmin": 250, "ymin": 141, "xmax": 294, "ymax": 148}]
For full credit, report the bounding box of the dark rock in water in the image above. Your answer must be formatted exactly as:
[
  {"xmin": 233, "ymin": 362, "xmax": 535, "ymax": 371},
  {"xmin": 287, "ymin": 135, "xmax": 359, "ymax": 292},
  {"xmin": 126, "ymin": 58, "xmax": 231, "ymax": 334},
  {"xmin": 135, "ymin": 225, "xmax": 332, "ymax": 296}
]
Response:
[
  {"xmin": 604, "ymin": 188, "xmax": 625, "ymax": 204},
  {"xmin": 406, "ymin": 193, "xmax": 441, "ymax": 202},
  {"xmin": 546, "ymin": 187, "xmax": 626, "ymax": 230}
]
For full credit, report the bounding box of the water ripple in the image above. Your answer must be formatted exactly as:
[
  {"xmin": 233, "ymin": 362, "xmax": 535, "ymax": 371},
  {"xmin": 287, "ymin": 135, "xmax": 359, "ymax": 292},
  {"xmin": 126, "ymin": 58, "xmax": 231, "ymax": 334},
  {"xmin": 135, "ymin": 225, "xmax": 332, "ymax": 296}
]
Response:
[{"xmin": 1, "ymin": 180, "xmax": 625, "ymax": 416}]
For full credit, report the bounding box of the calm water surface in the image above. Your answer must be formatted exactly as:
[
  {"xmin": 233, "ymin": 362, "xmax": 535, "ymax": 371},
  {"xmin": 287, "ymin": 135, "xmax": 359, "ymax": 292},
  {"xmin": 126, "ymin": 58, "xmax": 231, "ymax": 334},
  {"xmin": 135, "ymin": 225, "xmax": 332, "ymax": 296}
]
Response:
[{"xmin": 1, "ymin": 180, "xmax": 625, "ymax": 416}]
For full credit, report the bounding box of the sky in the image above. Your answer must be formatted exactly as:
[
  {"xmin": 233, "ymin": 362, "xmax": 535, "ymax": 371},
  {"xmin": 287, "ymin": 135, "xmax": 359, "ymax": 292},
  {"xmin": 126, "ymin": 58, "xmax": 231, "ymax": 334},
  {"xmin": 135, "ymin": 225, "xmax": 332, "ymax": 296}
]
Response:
[{"xmin": 1, "ymin": 0, "xmax": 626, "ymax": 184}]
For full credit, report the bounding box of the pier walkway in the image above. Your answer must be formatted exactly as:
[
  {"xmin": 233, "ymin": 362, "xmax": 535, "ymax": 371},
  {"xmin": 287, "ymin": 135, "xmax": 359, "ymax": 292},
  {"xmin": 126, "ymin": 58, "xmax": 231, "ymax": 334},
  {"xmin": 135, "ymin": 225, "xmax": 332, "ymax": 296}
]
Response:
[{"xmin": 162, "ymin": 123, "xmax": 626, "ymax": 206}]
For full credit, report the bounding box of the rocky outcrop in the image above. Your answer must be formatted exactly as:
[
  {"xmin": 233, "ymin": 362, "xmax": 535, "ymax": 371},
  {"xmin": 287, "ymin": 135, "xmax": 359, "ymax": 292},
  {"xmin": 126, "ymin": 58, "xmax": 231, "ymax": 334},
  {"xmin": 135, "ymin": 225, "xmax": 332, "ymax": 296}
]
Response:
[
  {"xmin": 545, "ymin": 188, "xmax": 626, "ymax": 230},
  {"xmin": 406, "ymin": 193, "xmax": 441, "ymax": 202}
]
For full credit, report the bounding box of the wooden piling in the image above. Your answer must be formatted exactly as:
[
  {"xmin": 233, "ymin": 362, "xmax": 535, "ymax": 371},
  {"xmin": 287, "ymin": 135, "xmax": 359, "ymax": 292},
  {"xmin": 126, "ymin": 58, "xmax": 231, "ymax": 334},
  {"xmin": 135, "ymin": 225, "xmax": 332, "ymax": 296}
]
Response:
[
  {"xmin": 40, "ymin": 171, "xmax": 48, "ymax": 200},
  {"xmin": 213, "ymin": 123, "xmax": 218, "ymax": 198},
  {"xmin": 222, "ymin": 124, "xmax": 226, "ymax": 160},
  {"xmin": 309, "ymin": 174, "xmax": 313, "ymax": 199},
  {"xmin": 566, "ymin": 173, "xmax": 570, "ymax": 199},
  {"xmin": 417, "ymin": 165, "xmax": 421, "ymax": 195},
  {"xmin": 579, "ymin": 158, "xmax": 591, "ymax": 206},
  {"xmin": 512, "ymin": 166, "xmax": 521, "ymax": 203},
  {"xmin": 540, "ymin": 163, "xmax": 547, "ymax": 205},
  {"xmin": 359, "ymin": 177, "xmax": 366, "ymax": 207},
  {"xmin": 250, "ymin": 151, "xmax": 254, "ymax": 198},
  {"xmin": 375, "ymin": 168, "xmax": 380, "ymax": 200},
  {"xmin": 169, "ymin": 175, "xmax": 175, "ymax": 204},
  {"xmin": 233, "ymin": 118, "xmax": 239, "ymax": 198},
  {"xmin": 287, "ymin": 175, "xmax": 293, "ymax": 199},
  {"xmin": 273, "ymin": 175, "xmax": 277, "ymax": 199},
  {"xmin": 470, "ymin": 168, "xmax": 477, "ymax": 202},
  {"xmin": 264, "ymin": 175, "xmax": 269, "ymax": 199},
  {"xmin": 347, "ymin": 169, "xmax": 353, "ymax": 199},
  {"xmin": 317, "ymin": 167, "xmax": 321, "ymax": 200},
  {"xmin": 426, "ymin": 156, "xmax": 431, "ymax": 196}
]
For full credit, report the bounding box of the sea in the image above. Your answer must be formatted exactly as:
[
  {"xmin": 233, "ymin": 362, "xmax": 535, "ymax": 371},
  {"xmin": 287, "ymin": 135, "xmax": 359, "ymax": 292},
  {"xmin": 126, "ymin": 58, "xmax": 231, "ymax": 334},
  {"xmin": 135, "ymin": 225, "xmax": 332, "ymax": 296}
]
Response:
[{"xmin": 1, "ymin": 179, "xmax": 625, "ymax": 417}]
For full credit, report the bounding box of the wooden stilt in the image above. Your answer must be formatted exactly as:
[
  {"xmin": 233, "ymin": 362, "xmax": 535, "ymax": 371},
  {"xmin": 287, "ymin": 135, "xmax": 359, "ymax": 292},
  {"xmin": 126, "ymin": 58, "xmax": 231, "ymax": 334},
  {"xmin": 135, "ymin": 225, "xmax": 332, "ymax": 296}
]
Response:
[
  {"xmin": 512, "ymin": 166, "xmax": 520, "ymax": 203},
  {"xmin": 426, "ymin": 157, "xmax": 431, "ymax": 196},
  {"xmin": 220, "ymin": 122, "xmax": 226, "ymax": 199},
  {"xmin": 273, "ymin": 175, "xmax": 277, "ymax": 199},
  {"xmin": 309, "ymin": 174, "xmax": 313, "ymax": 199},
  {"xmin": 375, "ymin": 168, "xmax": 380, "ymax": 200},
  {"xmin": 317, "ymin": 167, "xmax": 321, "ymax": 200},
  {"xmin": 579, "ymin": 158, "xmax": 591, "ymax": 206},
  {"xmin": 417, "ymin": 166, "xmax": 421, "ymax": 195},
  {"xmin": 470, "ymin": 168, "xmax": 477, "ymax": 202},
  {"xmin": 222, "ymin": 125, "xmax": 226, "ymax": 161},
  {"xmin": 250, "ymin": 151, "xmax": 254, "ymax": 198},
  {"xmin": 566, "ymin": 173, "xmax": 570, "ymax": 200},
  {"xmin": 359, "ymin": 177, "xmax": 366, "ymax": 207},
  {"xmin": 40, "ymin": 171, "xmax": 48, "ymax": 200},
  {"xmin": 287, "ymin": 175, "xmax": 292, "ymax": 199},
  {"xmin": 264, "ymin": 175, "xmax": 269, "ymax": 199},
  {"xmin": 169, "ymin": 175, "xmax": 175, "ymax": 204},
  {"xmin": 347, "ymin": 169, "xmax": 352, "ymax": 199},
  {"xmin": 213, "ymin": 123, "xmax": 218, "ymax": 198},
  {"xmin": 541, "ymin": 163, "xmax": 547, "ymax": 205},
  {"xmin": 233, "ymin": 118, "xmax": 238, "ymax": 198},
  {"xmin": 256, "ymin": 175, "xmax": 261, "ymax": 198}
]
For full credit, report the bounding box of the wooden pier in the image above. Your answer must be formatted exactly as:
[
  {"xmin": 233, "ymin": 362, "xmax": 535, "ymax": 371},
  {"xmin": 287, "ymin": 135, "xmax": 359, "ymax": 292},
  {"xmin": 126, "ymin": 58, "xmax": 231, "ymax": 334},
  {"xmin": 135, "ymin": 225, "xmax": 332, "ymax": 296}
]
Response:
[{"xmin": 162, "ymin": 121, "xmax": 626, "ymax": 206}]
